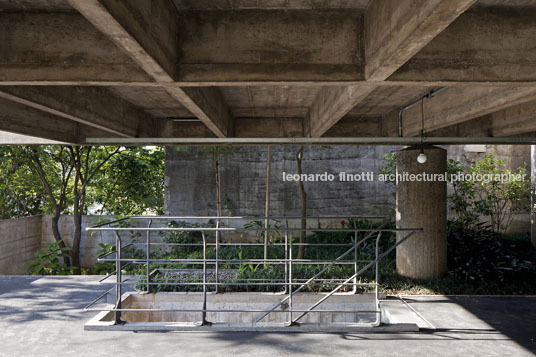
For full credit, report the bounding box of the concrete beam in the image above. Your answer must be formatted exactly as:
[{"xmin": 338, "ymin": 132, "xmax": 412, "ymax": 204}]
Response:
[
  {"xmin": 69, "ymin": 0, "xmax": 233, "ymax": 138},
  {"xmin": 323, "ymin": 117, "xmax": 384, "ymax": 138},
  {"xmin": 365, "ymin": 0, "xmax": 476, "ymax": 81},
  {"xmin": 0, "ymin": 97, "xmax": 112, "ymax": 144},
  {"xmin": 491, "ymin": 100, "xmax": 536, "ymax": 137},
  {"xmin": 307, "ymin": 0, "xmax": 475, "ymax": 138},
  {"xmin": 68, "ymin": 0, "xmax": 178, "ymax": 82},
  {"xmin": 3, "ymin": 5, "xmax": 536, "ymax": 87},
  {"xmin": 166, "ymin": 87, "xmax": 233, "ymax": 138},
  {"xmin": 160, "ymin": 121, "xmax": 216, "ymax": 139},
  {"xmin": 0, "ymin": 87, "xmax": 158, "ymax": 138},
  {"xmin": 306, "ymin": 86, "xmax": 375, "ymax": 138},
  {"xmin": 427, "ymin": 115, "xmax": 493, "ymax": 138},
  {"xmin": 390, "ymin": 7, "xmax": 536, "ymax": 83},
  {"xmin": 234, "ymin": 118, "xmax": 304, "ymax": 138},
  {"xmin": 0, "ymin": 13, "xmax": 150, "ymax": 83},
  {"xmin": 427, "ymin": 98, "xmax": 536, "ymax": 138},
  {"xmin": 177, "ymin": 10, "xmax": 363, "ymax": 83},
  {"xmin": 161, "ymin": 116, "xmax": 394, "ymax": 139},
  {"xmin": 402, "ymin": 87, "xmax": 536, "ymax": 136}
]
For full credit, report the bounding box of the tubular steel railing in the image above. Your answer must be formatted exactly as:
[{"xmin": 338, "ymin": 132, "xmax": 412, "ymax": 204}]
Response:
[{"xmin": 84, "ymin": 216, "xmax": 421, "ymax": 328}]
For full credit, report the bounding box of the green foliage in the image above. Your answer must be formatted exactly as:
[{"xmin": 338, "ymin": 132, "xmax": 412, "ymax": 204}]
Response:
[
  {"xmin": 93, "ymin": 242, "xmax": 115, "ymax": 275},
  {"xmin": 446, "ymin": 220, "xmax": 535, "ymax": 283},
  {"xmin": 378, "ymin": 152, "xmax": 396, "ymax": 183},
  {"xmin": 243, "ymin": 219, "xmax": 283, "ymax": 242},
  {"xmin": 162, "ymin": 220, "xmax": 203, "ymax": 257},
  {"xmin": 0, "ymin": 148, "xmax": 46, "ymax": 218},
  {"xmin": 91, "ymin": 147, "xmax": 164, "ymax": 215},
  {"xmin": 0, "ymin": 146, "xmax": 165, "ymax": 219},
  {"xmin": 25, "ymin": 240, "xmax": 76, "ymax": 275},
  {"xmin": 448, "ymin": 155, "xmax": 531, "ymax": 232},
  {"xmin": 379, "ymin": 152, "xmax": 532, "ymax": 233},
  {"xmin": 446, "ymin": 158, "xmax": 481, "ymax": 228},
  {"xmin": 470, "ymin": 155, "xmax": 530, "ymax": 233}
]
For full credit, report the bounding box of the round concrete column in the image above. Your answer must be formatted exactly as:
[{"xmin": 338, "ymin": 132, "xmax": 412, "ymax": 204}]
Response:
[{"xmin": 396, "ymin": 145, "xmax": 447, "ymax": 279}]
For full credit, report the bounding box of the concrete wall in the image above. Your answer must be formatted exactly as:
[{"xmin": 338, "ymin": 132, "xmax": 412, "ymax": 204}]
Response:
[
  {"xmin": 0, "ymin": 215, "xmax": 137, "ymax": 274},
  {"xmin": 40, "ymin": 215, "xmax": 120, "ymax": 269},
  {"xmin": 165, "ymin": 146, "xmax": 397, "ymax": 218},
  {"xmin": 165, "ymin": 145, "xmax": 531, "ymax": 232},
  {"xmin": 0, "ymin": 216, "xmax": 42, "ymax": 274}
]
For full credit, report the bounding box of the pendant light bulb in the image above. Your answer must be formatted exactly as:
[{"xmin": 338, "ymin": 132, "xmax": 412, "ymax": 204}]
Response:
[{"xmin": 417, "ymin": 148, "xmax": 427, "ymax": 164}]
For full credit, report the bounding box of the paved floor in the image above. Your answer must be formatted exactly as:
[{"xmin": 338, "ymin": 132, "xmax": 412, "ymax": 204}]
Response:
[{"xmin": 0, "ymin": 276, "xmax": 534, "ymax": 357}]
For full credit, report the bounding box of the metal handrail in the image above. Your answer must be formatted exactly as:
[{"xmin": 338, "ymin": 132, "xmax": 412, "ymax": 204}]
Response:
[
  {"xmin": 88, "ymin": 215, "xmax": 387, "ymax": 228},
  {"xmin": 84, "ymin": 216, "xmax": 421, "ymax": 328}
]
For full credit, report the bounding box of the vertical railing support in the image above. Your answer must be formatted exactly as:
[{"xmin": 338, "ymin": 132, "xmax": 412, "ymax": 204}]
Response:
[
  {"xmin": 146, "ymin": 219, "xmax": 152, "ymax": 294},
  {"xmin": 215, "ymin": 220, "xmax": 219, "ymax": 293},
  {"xmin": 375, "ymin": 231, "xmax": 382, "ymax": 326},
  {"xmin": 353, "ymin": 220, "xmax": 358, "ymax": 294},
  {"xmin": 113, "ymin": 230, "xmax": 123, "ymax": 325},
  {"xmin": 287, "ymin": 220, "xmax": 294, "ymax": 326},
  {"xmin": 201, "ymin": 232, "xmax": 210, "ymax": 325}
]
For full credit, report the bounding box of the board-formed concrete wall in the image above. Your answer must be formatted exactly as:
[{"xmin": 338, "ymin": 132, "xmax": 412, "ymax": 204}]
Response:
[
  {"xmin": 165, "ymin": 146, "xmax": 398, "ymax": 218},
  {"xmin": 0, "ymin": 215, "xmax": 133, "ymax": 274},
  {"xmin": 0, "ymin": 216, "xmax": 42, "ymax": 274},
  {"xmin": 165, "ymin": 145, "xmax": 531, "ymax": 232},
  {"xmin": 40, "ymin": 215, "xmax": 120, "ymax": 269}
]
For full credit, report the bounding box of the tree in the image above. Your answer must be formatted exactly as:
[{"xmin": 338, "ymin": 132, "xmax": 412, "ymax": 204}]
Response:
[
  {"xmin": 22, "ymin": 146, "xmax": 76, "ymax": 266},
  {"xmin": 1, "ymin": 145, "xmax": 165, "ymax": 272},
  {"xmin": 91, "ymin": 147, "xmax": 165, "ymax": 216},
  {"xmin": 21, "ymin": 146, "xmax": 122, "ymax": 271},
  {"xmin": 380, "ymin": 153, "xmax": 531, "ymax": 233},
  {"xmin": 0, "ymin": 147, "xmax": 45, "ymax": 219},
  {"xmin": 468, "ymin": 155, "xmax": 531, "ymax": 233},
  {"xmin": 447, "ymin": 158, "xmax": 480, "ymax": 229}
]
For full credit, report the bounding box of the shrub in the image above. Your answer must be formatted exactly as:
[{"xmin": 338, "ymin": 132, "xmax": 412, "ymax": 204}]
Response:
[
  {"xmin": 162, "ymin": 220, "xmax": 203, "ymax": 258},
  {"xmin": 25, "ymin": 240, "xmax": 76, "ymax": 275},
  {"xmin": 447, "ymin": 220, "xmax": 535, "ymax": 282}
]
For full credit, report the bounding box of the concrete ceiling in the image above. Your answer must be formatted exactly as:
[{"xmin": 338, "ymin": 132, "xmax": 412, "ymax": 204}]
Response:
[
  {"xmin": 0, "ymin": 0, "xmax": 73, "ymax": 12},
  {"xmin": 172, "ymin": 0, "xmax": 373, "ymax": 11},
  {"xmin": 1, "ymin": 0, "xmax": 536, "ymax": 144}
]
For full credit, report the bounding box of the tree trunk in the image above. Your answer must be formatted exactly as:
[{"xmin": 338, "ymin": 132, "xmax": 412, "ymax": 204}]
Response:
[
  {"xmin": 71, "ymin": 149, "xmax": 82, "ymax": 273},
  {"xmin": 72, "ymin": 212, "xmax": 82, "ymax": 273},
  {"xmin": 297, "ymin": 146, "xmax": 307, "ymax": 259},
  {"xmin": 51, "ymin": 209, "xmax": 71, "ymax": 267}
]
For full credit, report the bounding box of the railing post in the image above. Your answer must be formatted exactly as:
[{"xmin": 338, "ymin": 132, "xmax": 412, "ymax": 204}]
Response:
[
  {"xmin": 283, "ymin": 226, "xmax": 288, "ymax": 294},
  {"xmin": 287, "ymin": 220, "xmax": 293, "ymax": 325},
  {"xmin": 263, "ymin": 217, "xmax": 269, "ymax": 268},
  {"xmin": 201, "ymin": 232, "xmax": 209, "ymax": 325},
  {"xmin": 375, "ymin": 230, "xmax": 382, "ymax": 325},
  {"xmin": 114, "ymin": 230, "xmax": 123, "ymax": 325},
  {"xmin": 146, "ymin": 219, "xmax": 152, "ymax": 294},
  {"xmin": 375, "ymin": 231, "xmax": 381, "ymax": 301},
  {"xmin": 353, "ymin": 220, "xmax": 358, "ymax": 294},
  {"xmin": 215, "ymin": 220, "xmax": 219, "ymax": 293}
]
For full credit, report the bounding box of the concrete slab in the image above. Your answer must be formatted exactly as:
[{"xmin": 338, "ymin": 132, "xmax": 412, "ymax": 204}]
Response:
[
  {"xmin": 1, "ymin": 276, "xmax": 535, "ymax": 356},
  {"xmin": 83, "ymin": 291, "xmax": 419, "ymax": 332}
]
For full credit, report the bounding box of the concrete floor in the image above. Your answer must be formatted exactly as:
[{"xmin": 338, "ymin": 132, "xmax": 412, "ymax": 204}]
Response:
[{"xmin": 0, "ymin": 276, "xmax": 534, "ymax": 357}]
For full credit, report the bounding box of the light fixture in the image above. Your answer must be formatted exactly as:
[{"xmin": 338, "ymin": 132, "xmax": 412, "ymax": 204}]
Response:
[
  {"xmin": 417, "ymin": 95, "xmax": 427, "ymax": 164},
  {"xmin": 417, "ymin": 147, "xmax": 427, "ymax": 164}
]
